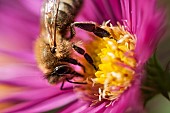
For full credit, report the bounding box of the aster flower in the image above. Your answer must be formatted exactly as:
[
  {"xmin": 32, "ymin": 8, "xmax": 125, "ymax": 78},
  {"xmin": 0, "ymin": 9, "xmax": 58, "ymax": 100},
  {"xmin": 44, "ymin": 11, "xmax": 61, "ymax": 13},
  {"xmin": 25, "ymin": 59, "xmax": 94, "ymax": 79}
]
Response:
[{"xmin": 0, "ymin": 0, "xmax": 166, "ymax": 113}]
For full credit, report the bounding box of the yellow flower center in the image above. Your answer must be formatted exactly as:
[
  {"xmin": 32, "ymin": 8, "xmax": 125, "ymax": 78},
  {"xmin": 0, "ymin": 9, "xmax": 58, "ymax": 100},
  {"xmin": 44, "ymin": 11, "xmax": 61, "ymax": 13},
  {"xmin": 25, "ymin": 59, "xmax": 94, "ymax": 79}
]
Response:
[{"xmin": 75, "ymin": 22, "xmax": 137, "ymax": 104}]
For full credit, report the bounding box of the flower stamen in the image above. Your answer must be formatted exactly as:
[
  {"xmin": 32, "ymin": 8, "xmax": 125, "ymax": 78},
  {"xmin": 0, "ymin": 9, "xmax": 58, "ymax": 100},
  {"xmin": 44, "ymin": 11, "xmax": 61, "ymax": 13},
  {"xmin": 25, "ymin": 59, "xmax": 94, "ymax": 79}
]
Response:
[{"xmin": 75, "ymin": 22, "xmax": 137, "ymax": 105}]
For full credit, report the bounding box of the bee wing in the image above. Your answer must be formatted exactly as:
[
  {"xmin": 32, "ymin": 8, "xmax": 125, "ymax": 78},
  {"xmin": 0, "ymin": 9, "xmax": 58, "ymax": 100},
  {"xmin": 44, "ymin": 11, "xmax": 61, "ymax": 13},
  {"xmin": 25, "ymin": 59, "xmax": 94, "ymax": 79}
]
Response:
[{"xmin": 40, "ymin": 0, "xmax": 59, "ymax": 45}]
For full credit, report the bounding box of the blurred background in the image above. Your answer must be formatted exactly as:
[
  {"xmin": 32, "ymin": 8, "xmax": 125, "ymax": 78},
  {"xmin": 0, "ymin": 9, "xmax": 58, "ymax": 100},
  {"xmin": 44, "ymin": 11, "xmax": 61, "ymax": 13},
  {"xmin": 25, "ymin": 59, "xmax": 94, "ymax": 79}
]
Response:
[
  {"xmin": 146, "ymin": 0, "xmax": 170, "ymax": 113},
  {"xmin": 157, "ymin": 0, "xmax": 170, "ymax": 66}
]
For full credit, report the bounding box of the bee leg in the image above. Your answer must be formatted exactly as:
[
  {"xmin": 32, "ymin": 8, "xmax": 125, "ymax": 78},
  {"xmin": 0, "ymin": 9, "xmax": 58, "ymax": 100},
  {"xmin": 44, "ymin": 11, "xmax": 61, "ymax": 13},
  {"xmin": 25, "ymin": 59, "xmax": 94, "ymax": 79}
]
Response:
[
  {"xmin": 62, "ymin": 58, "xmax": 86, "ymax": 73},
  {"xmin": 70, "ymin": 22, "xmax": 110, "ymax": 38},
  {"xmin": 69, "ymin": 25, "xmax": 76, "ymax": 39},
  {"xmin": 60, "ymin": 74, "xmax": 87, "ymax": 90},
  {"xmin": 66, "ymin": 78, "xmax": 87, "ymax": 84},
  {"xmin": 60, "ymin": 80, "xmax": 76, "ymax": 90},
  {"xmin": 60, "ymin": 80, "xmax": 71, "ymax": 90},
  {"xmin": 73, "ymin": 45, "xmax": 98, "ymax": 70}
]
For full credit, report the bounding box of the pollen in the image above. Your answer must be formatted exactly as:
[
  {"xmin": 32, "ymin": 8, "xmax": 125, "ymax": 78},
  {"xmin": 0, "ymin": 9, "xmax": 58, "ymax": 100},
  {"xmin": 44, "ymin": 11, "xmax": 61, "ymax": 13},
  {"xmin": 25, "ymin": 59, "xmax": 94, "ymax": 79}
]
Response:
[{"xmin": 75, "ymin": 22, "xmax": 137, "ymax": 104}]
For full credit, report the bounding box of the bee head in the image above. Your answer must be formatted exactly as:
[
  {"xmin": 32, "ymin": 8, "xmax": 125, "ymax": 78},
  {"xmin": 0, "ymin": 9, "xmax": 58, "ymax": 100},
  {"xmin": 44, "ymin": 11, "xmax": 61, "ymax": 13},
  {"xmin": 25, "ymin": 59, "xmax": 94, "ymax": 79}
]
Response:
[{"xmin": 47, "ymin": 65, "xmax": 71, "ymax": 84}]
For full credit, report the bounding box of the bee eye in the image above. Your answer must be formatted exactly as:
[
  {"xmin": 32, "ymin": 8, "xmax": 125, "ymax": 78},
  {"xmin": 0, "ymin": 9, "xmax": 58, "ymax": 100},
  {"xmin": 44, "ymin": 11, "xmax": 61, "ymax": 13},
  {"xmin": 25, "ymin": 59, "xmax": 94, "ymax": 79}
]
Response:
[{"xmin": 52, "ymin": 65, "xmax": 71, "ymax": 75}]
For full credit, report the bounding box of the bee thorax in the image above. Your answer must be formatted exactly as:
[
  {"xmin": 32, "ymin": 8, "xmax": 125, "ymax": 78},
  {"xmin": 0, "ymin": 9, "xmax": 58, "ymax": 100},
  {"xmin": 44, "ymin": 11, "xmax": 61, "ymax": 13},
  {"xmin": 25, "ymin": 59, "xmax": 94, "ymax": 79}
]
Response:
[{"xmin": 54, "ymin": 39, "xmax": 72, "ymax": 58}]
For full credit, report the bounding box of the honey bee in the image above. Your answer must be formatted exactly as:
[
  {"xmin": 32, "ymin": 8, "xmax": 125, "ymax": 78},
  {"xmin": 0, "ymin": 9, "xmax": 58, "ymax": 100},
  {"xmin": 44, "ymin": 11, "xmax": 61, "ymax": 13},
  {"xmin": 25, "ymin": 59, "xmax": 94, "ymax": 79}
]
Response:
[{"xmin": 34, "ymin": 0, "xmax": 110, "ymax": 89}]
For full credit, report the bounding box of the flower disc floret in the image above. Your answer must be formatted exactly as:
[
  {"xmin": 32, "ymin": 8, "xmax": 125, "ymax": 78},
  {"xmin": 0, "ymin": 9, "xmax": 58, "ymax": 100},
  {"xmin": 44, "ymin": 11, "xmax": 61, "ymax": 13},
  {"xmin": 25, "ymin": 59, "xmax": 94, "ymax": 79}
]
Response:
[{"xmin": 79, "ymin": 22, "xmax": 137, "ymax": 103}]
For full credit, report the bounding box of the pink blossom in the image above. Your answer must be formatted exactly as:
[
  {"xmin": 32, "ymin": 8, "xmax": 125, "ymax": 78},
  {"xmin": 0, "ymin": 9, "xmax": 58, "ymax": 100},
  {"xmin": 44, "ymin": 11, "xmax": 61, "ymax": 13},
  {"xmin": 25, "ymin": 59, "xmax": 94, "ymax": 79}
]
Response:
[{"xmin": 0, "ymin": 0, "xmax": 166, "ymax": 113}]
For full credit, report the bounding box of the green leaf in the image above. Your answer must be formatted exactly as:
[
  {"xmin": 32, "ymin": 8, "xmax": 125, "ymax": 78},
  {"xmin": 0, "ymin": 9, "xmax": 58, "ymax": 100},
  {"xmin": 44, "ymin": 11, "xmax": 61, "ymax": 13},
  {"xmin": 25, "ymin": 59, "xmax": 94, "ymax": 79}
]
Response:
[{"xmin": 142, "ymin": 53, "xmax": 170, "ymax": 105}]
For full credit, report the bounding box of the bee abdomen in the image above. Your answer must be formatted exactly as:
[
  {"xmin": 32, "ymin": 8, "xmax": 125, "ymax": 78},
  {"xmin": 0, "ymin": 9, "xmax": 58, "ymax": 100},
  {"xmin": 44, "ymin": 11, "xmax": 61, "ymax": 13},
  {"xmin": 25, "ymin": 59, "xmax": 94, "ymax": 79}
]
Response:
[
  {"xmin": 57, "ymin": 0, "xmax": 83, "ymax": 30},
  {"xmin": 59, "ymin": 0, "xmax": 83, "ymax": 15}
]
